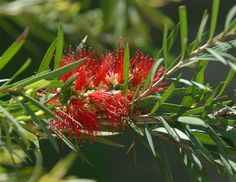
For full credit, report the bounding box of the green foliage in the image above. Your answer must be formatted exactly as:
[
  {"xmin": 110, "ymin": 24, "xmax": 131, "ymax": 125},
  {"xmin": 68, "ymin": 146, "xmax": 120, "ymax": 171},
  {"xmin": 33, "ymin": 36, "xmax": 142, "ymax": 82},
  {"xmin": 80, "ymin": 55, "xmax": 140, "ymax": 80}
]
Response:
[
  {"xmin": 0, "ymin": 0, "xmax": 236, "ymax": 181},
  {"xmin": 38, "ymin": 39, "xmax": 57, "ymax": 73},
  {"xmin": 123, "ymin": 43, "xmax": 130, "ymax": 94},
  {"xmin": 178, "ymin": 6, "xmax": 188, "ymax": 59},
  {"xmin": 209, "ymin": 0, "xmax": 220, "ymax": 40},
  {"xmin": 150, "ymin": 81, "xmax": 176, "ymax": 114}
]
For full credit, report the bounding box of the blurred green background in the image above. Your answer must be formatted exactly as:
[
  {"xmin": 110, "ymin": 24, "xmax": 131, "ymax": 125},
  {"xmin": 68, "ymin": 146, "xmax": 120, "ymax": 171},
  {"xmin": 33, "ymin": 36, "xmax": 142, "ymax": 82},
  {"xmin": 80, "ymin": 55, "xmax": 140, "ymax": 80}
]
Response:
[{"xmin": 0, "ymin": 0, "xmax": 235, "ymax": 181}]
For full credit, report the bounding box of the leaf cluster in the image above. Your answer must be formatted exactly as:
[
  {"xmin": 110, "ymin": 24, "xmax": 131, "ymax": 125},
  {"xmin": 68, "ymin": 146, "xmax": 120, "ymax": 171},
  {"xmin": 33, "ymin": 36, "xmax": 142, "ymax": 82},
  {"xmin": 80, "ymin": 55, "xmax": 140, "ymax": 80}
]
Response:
[{"xmin": 0, "ymin": 0, "xmax": 236, "ymax": 181}]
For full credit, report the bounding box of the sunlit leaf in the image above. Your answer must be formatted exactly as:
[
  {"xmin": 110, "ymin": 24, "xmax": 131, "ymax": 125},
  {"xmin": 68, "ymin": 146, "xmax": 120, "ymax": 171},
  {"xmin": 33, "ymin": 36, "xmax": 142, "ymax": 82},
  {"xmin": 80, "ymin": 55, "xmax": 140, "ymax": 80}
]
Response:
[
  {"xmin": 224, "ymin": 5, "xmax": 236, "ymax": 32},
  {"xmin": 152, "ymin": 127, "xmax": 189, "ymax": 141},
  {"xmin": 209, "ymin": 0, "xmax": 220, "ymax": 40},
  {"xmin": 38, "ymin": 38, "xmax": 57, "ymax": 73},
  {"xmin": 178, "ymin": 116, "xmax": 207, "ymax": 127},
  {"xmin": 157, "ymin": 117, "xmax": 180, "ymax": 142},
  {"xmin": 145, "ymin": 125, "xmax": 156, "ymax": 157},
  {"xmin": 12, "ymin": 58, "xmax": 85, "ymax": 88},
  {"xmin": 178, "ymin": 6, "xmax": 188, "ymax": 58},
  {"xmin": 124, "ymin": 118, "xmax": 144, "ymax": 136}
]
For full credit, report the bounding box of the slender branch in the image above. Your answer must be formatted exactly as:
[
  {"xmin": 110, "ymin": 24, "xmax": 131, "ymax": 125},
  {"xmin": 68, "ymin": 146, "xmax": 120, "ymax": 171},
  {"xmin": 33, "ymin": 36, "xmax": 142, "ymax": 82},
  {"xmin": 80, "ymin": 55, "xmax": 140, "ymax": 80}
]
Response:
[{"xmin": 136, "ymin": 31, "xmax": 236, "ymax": 101}]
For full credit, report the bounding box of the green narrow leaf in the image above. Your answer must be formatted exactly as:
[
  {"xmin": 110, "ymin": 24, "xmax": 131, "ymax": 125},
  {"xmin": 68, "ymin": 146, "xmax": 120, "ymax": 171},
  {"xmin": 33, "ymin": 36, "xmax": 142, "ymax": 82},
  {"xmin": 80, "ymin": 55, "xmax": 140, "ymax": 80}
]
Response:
[
  {"xmin": 203, "ymin": 84, "xmax": 222, "ymax": 112},
  {"xmin": 215, "ymin": 159, "xmax": 236, "ymax": 176},
  {"xmin": 145, "ymin": 125, "xmax": 156, "ymax": 157},
  {"xmin": 150, "ymin": 82, "xmax": 175, "ymax": 114},
  {"xmin": 215, "ymin": 128, "xmax": 236, "ymax": 148},
  {"xmin": 153, "ymin": 127, "xmax": 189, "ymax": 141},
  {"xmin": 209, "ymin": 0, "xmax": 220, "ymax": 40},
  {"xmin": 207, "ymin": 127, "xmax": 235, "ymax": 181},
  {"xmin": 17, "ymin": 93, "xmax": 62, "ymax": 122},
  {"xmin": 183, "ymin": 106, "xmax": 205, "ymax": 115},
  {"xmin": 192, "ymin": 10, "xmax": 209, "ymax": 50},
  {"xmin": 0, "ymin": 79, "xmax": 9, "ymax": 83},
  {"xmin": 184, "ymin": 125, "xmax": 215, "ymax": 164},
  {"xmin": 0, "ymin": 28, "xmax": 29, "ymax": 70},
  {"xmin": 24, "ymin": 79, "xmax": 50, "ymax": 90},
  {"xmin": 177, "ymin": 116, "xmax": 207, "ymax": 127},
  {"xmin": 2, "ymin": 122, "xmax": 17, "ymax": 170},
  {"xmin": 150, "ymin": 60, "xmax": 163, "ymax": 84},
  {"xmin": 131, "ymin": 84, "xmax": 141, "ymax": 113},
  {"xmin": 206, "ymin": 48, "xmax": 227, "ymax": 65},
  {"xmin": 13, "ymin": 97, "xmax": 59, "ymax": 152},
  {"xmin": 178, "ymin": 6, "xmax": 188, "ymax": 59},
  {"xmin": 225, "ymin": 5, "xmax": 236, "ymax": 32},
  {"xmin": 179, "ymin": 147, "xmax": 209, "ymax": 182},
  {"xmin": 218, "ymin": 68, "xmax": 235, "ymax": 97},
  {"xmin": 158, "ymin": 117, "xmax": 180, "ymax": 142},
  {"xmin": 0, "ymin": 105, "xmax": 39, "ymax": 148},
  {"xmin": 47, "ymin": 152, "xmax": 77, "ymax": 179},
  {"xmin": 76, "ymin": 35, "xmax": 88, "ymax": 52},
  {"xmin": 197, "ymin": 10, "xmax": 209, "ymax": 43},
  {"xmin": 124, "ymin": 117, "xmax": 144, "ymax": 136},
  {"xmin": 181, "ymin": 60, "xmax": 208, "ymax": 106},
  {"xmin": 157, "ymin": 24, "xmax": 180, "ymax": 60},
  {"xmin": 123, "ymin": 43, "xmax": 130, "ymax": 94},
  {"xmin": 181, "ymin": 86, "xmax": 196, "ymax": 107},
  {"xmin": 194, "ymin": 61, "xmax": 208, "ymax": 83},
  {"xmin": 192, "ymin": 130, "xmax": 216, "ymax": 145},
  {"xmin": 136, "ymin": 97, "xmax": 187, "ymax": 113},
  {"xmin": 61, "ymin": 73, "xmax": 78, "ymax": 91},
  {"xmin": 52, "ymin": 129, "xmax": 77, "ymax": 152},
  {"xmin": 12, "ymin": 58, "xmax": 85, "ymax": 88},
  {"xmin": 155, "ymin": 140, "xmax": 173, "ymax": 182},
  {"xmin": 38, "ymin": 38, "xmax": 57, "ymax": 73},
  {"xmin": 172, "ymin": 78, "xmax": 211, "ymax": 91},
  {"xmin": 143, "ymin": 58, "xmax": 163, "ymax": 90},
  {"xmin": 54, "ymin": 24, "xmax": 64, "ymax": 69},
  {"xmin": 163, "ymin": 24, "xmax": 168, "ymax": 67},
  {"xmin": 226, "ymin": 19, "xmax": 236, "ymax": 33},
  {"xmin": 28, "ymin": 151, "xmax": 43, "ymax": 182},
  {"xmin": 1, "ymin": 58, "xmax": 31, "ymax": 86},
  {"xmin": 167, "ymin": 23, "xmax": 180, "ymax": 52}
]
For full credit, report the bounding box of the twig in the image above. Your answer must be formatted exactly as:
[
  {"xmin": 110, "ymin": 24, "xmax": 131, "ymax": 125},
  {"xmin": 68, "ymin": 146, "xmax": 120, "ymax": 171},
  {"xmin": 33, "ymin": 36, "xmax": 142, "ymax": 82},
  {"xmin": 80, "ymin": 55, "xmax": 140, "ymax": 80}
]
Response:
[{"xmin": 135, "ymin": 31, "xmax": 236, "ymax": 101}]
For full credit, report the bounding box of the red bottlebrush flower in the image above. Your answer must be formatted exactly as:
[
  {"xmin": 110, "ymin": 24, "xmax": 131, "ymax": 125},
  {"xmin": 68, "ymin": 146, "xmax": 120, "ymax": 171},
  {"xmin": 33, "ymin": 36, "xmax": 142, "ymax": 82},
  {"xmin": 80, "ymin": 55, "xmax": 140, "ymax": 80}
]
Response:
[
  {"xmin": 88, "ymin": 91, "xmax": 130, "ymax": 127},
  {"xmin": 51, "ymin": 98, "xmax": 99, "ymax": 137},
  {"xmin": 129, "ymin": 51, "xmax": 156, "ymax": 88},
  {"xmin": 48, "ymin": 46, "xmax": 166, "ymax": 138}
]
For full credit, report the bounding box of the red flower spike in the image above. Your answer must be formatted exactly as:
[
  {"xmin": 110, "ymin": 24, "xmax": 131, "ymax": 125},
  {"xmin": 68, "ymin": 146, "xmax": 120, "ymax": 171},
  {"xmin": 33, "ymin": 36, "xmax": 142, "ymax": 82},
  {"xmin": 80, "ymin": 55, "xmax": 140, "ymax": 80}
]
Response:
[
  {"xmin": 48, "ymin": 46, "xmax": 167, "ymax": 138},
  {"xmin": 88, "ymin": 91, "xmax": 130, "ymax": 127},
  {"xmin": 70, "ymin": 99, "xmax": 99, "ymax": 133},
  {"xmin": 52, "ymin": 99, "xmax": 99, "ymax": 138},
  {"xmin": 93, "ymin": 53, "xmax": 114, "ymax": 86},
  {"xmin": 129, "ymin": 52, "xmax": 155, "ymax": 87}
]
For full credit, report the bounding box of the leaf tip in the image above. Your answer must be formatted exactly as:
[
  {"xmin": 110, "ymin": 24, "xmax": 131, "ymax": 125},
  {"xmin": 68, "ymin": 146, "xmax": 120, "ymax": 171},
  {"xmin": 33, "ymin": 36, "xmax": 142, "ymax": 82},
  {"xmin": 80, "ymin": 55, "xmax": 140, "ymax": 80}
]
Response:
[{"xmin": 17, "ymin": 27, "xmax": 29, "ymax": 42}]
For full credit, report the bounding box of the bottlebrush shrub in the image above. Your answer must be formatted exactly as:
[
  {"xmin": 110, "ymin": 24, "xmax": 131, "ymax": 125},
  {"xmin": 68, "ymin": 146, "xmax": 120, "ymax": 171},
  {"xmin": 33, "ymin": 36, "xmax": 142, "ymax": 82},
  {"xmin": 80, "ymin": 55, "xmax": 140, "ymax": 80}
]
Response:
[
  {"xmin": 48, "ymin": 47, "xmax": 166, "ymax": 138},
  {"xmin": 1, "ymin": 1, "xmax": 236, "ymax": 181}
]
